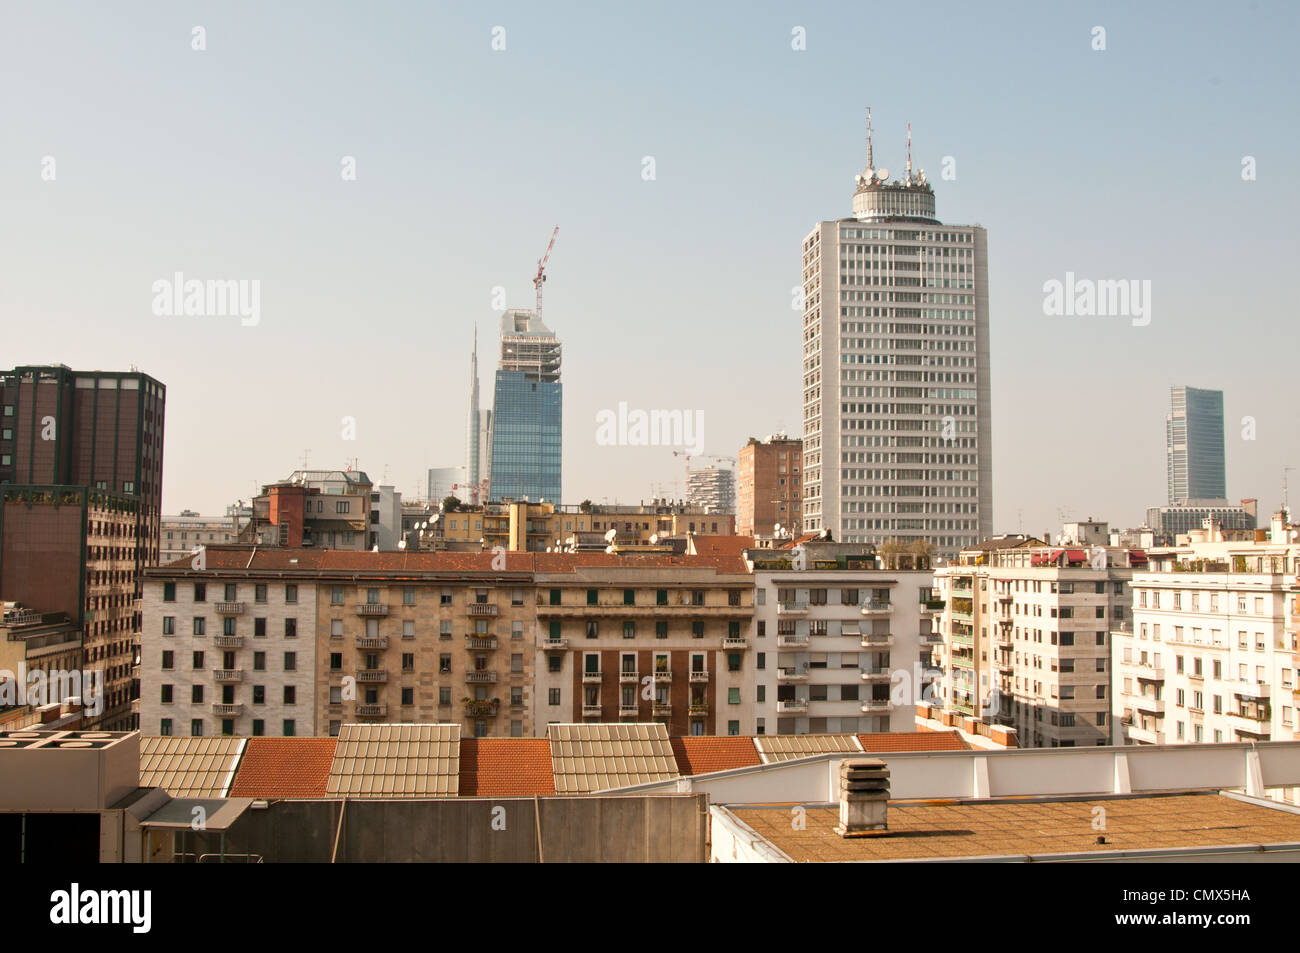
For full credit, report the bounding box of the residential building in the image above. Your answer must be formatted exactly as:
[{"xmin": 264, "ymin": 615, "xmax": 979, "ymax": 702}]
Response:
[
  {"xmin": 0, "ymin": 603, "xmax": 83, "ymax": 723},
  {"xmin": 1167, "ymin": 385, "xmax": 1226, "ymax": 503},
  {"xmin": 162, "ymin": 510, "xmax": 241, "ymax": 564},
  {"xmin": 240, "ymin": 469, "xmax": 372, "ymax": 550},
  {"xmin": 799, "ymin": 119, "xmax": 992, "ymax": 557},
  {"xmin": 489, "ymin": 309, "xmax": 562, "ymax": 503},
  {"xmin": 1146, "ymin": 498, "xmax": 1257, "ymax": 545},
  {"xmin": 737, "ymin": 434, "xmax": 803, "ymax": 537},
  {"xmin": 931, "ymin": 540, "xmax": 1136, "ymax": 747},
  {"xmin": 746, "ymin": 539, "xmax": 935, "ymax": 736},
  {"xmin": 685, "ymin": 465, "xmax": 735, "ymax": 515}
]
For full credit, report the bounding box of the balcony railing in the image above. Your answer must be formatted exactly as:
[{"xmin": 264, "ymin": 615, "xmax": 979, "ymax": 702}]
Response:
[
  {"xmin": 652, "ymin": 702, "xmax": 672, "ymax": 717},
  {"xmin": 776, "ymin": 699, "xmax": 808, "ymax": 713},
  {"xmin": 215, "ymin": 602, "xmax": 245, "ymax": 615},
  {"xmin": 777, "ymin": 667, "xmax": 809, "ymax": 682},
  {"xmin": 468, "ymin": 604, "xmax": 498, "ymax": 617},
  {"xmin": 619, "ymin": 704, "xmax": 640, "ymax": 717},
  {"xmin": 689, "ymin": 670, "xmax": 709, "ymax": 683},
  {"xmin": 356, "ymin": 604, "xmax": 389, "ymax": 617},
  {"xmin": 777, "ymin": 634, "xmax": 809, "ymax": 648},
  {"xmin": 582, "ymin": 704, "xmax": 603, "ymax": 718},
  {"xmin": 653, "ymin": 670, "xmax": 672, "ymax": 682},
  {"xmin": 860, "ymin": 600, "xmax": 893, "ymax": 615},
  {"xmin": 619, "ymin": 670, "xmax": 639, "ymax": 683},
  {"xmin": 212, "ymin": 703, "xmax": 243, "ymax": 716},
  {"xmin": 542, "ymin": 638, "xmax": 568, "ymax": 651},
  {"xmin": 582, "ymin": 670, "xmax": 602, "ymax": 683},
  {"xmin": 356, "ymin": 704, "xmax": 388, "ymax": 717},
  {"xmin": 860, "ymin": 699, "xmax": 893, "ymax": 713},
  {"xmin": 356, "ymin": 636, "xmax": 388, "ymax": 649},
  {"xmin": 466, "ymin": 636, "xmax": 498, "ymax": 650},
  {"xmin": 777, "ymin": 601, "xmax": 809, "ymax": 615},
  {"xmin": 464, "ymin": 699, "xmax": 499, "ymax": 717},
  {"xmin": 465, "ymin": 671, "xmax": 497, "ymax": 683},
  {"xmin": 213, "ymin": 635, "xmax": 243, "ymax": 648},
  {"xmin": 212, "ymin": 669, "xmax": 243, "ymax": 682},
  {"xmin": 722, "ymin": 636, "xmax": 748, "ymax": 649},
  {"xmin": 356, "ymin": 669, "xmax": 388, "ymax": 683},
  {"xmin": 688, "ymin": 703, "xmax": 709, "ymax": 716},
  {"xmin": 860, "ymin": 633, "xmax": 894, "ymax": 648},
  {"xmin": 859, "ymin": 668, "xmax": 891, "ymax": 681}
]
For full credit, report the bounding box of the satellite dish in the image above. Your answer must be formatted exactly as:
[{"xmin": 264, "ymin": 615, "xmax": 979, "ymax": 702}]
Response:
[
  {"xmin": 650, "ymin": 533, "xmax": 659, "ymax": 544},
  {"xmin": 876, "ymin": 168, "xmax": 889, "ymax": 181},
  {"xmin": 372, "ymin": 545, "xmax": 379, "ymax": 552},
  {"xmin": 604, "ymin": 528, "xmax": 617, "ymax": 542},
  {"xmin": 397, "ymin": 540, "xmax": 406, "ymax": 550},
  {"xmin": 430, "ymin": 515, "xmax": 439, "ymax": 524},
  {"xmin": 605, "ymin": 545, "xmax": 615, "ymax": 554}
]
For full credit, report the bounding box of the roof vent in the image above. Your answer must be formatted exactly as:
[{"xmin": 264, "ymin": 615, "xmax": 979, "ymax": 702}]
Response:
[{"xmin": 835, "ymin": 758, "xmax": 889, "ymax": 837}]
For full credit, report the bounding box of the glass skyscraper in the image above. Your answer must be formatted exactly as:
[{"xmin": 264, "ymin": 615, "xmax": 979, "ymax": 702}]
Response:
[
  {"xmin": 1166, "ymin": 385, "xmax": 1226, "ymax": 503},
  {"xmin": 489, "ymin": 309, "xmax": 562, "ymax": 503}
]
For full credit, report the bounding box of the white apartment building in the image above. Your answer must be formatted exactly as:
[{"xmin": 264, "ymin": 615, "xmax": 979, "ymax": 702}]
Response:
[
  {"xmin": 800, "ymin": 117, "xmax": 992, "ymax": 558},
  {"xmin": 1114, "ymin": 513, "xmax": 1300, "ymax": 752},
  {"xmin": 746, "ymin": 542, "xmax": 936, "ymax": 734},
  {"xmin": 932, "ymin": 540, "xmax": 1135, "ymax": 747},
  {"xmin": 140, "ymin": 574, "xmax": 318, "ymax": 738},
  {"xmin": 161, "ymin": 511, "xmax": 241, "ymax": 564}
]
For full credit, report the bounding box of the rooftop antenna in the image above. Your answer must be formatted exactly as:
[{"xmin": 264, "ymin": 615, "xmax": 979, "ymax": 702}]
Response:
[
  {"xmin": 865, "ymin": 106, "xmax": 874, "ymax": 173},
  {"xmin": 1284, "ymin": 467, "xmax": 1295, "ymax": 519},
  {"xmin": 906, "ymin": 122, "xmax": 912, "ymax": 183},
  {"xmin": 300, "ymin": 449, "xmax": 311, "ymax": 470}
]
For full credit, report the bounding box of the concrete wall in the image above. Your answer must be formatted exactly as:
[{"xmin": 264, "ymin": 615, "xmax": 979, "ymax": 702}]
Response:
[{"xmin": 220, "ymin": 793, "xmax": 707, "ymax": 863}]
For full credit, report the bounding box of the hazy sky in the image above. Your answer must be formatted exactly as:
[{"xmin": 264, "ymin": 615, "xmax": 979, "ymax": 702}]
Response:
[{"xmin": 3, "ymin": 1, "xmax": 1297, "ymax": 535}]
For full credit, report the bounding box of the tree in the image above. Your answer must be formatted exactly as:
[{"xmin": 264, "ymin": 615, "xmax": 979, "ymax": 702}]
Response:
[
  {"xmin": 579, "ymin": 499, "xmax": 593, "ymax": 513},
  {"xmin": 908, "ymin": 539, "xmax": 934, "ymax": 571},
  {"xmin": 442, "ymin": 495, "xmax": 460, "ymax": 513}
]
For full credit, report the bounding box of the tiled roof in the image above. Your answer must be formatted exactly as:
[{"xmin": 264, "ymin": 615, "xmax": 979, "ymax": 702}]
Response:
[
  {"xmin": 755, "ymin": 734, "xmax": 864, "ymax": 763},
  {"xmin": 153, "ymin": 547, "xmax": 748, "ymax": 575},
  {"xmin": 459, "ymin": 739, "xmax": 554, "ymax": 796},
  {"xmin": 548, "ymin": 723, "xmax": 679, "ymax": 793},
  {"xmin": 139, "ymin": 736, "xmax": 245, "ymax": 798},
  {"xmin": 327, "ymin": 724, "xmax": 460, "ymax": 797},
  {"xmin": 688, "ymin": 535, "xmax": 756, "ymax": 558},
  {"xmin": 229, "ymin": 737, "xmax": 337, "ymax": 799},
  {"xmin": 670, "ymin": 737, "xmax": 762, "ymax": 775},
  {"xmin": 858, "ymin": 731, "xmax": 969, "ymax": 752}
]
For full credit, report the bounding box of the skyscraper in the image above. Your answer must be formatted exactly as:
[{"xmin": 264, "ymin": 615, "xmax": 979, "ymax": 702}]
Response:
[
  {"xmin": 464, "ymin": 330, "xmax": 492, "ymax": 504},
  {"xmin": 489, "ymin": 309, "xmax": 562, "ymax": 503},
  {"xmin": 1166, "ymin": 385, "xmax": 1226, "ymax": 504},
  {"xmin": 800, "ymin": 115, "xmax": 992, "ymax": 557}
]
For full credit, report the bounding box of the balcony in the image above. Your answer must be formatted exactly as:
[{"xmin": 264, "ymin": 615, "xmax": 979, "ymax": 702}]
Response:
[
  {"xmin": 777, "ymin": 667, "xmax": 809, "ymax": 683},
  {"xmin": 212, "ymin": 669, "xmax": 243, "ymax": 683},
  {"xmin": 466, "ymin": 636, "xmax": 498, "ymax": 650},
  {"xmin": 1132, "ymin": 693, "xmax": 1165, "ymax": 714},
  {"xmin": 689, "ymin": 670, "xmax": 709, "ymax": 683},
  {"xmin": 920, "ymin": 632, "xmax": 943, "ymax": 645},
  {"xmin": 653, "ymin": 670, "xmax": 672, "ymax": 683},
  {"xmin": 619, "ymin": 670, "xmax": 640, "ymax": 684},
  {"xmin": 1132, "ymin": 663, "xmax": 1165, "ymax": 681},
  {"xmin": 859, "ymin": 633, "xmax": 894, "ymax": 649},
  {"xmin": 619, "ymin": 704, "xmax": 640, "ymax": 718},
  {"xmin": 465, "ymin": 699, "xmax": 499, "ymax": 718},
  {"xmin": 859, "ymin": 668, "xmax": 892, "ymax": 682},
  {"xmin": 860, "ymin": 699, "xmax": 894, "ymax": 713},
  {"xmin": 468, "ymin": 604, "xmax": 498, "ymax": 617},
  {"xmin": 777, "ymin": 634, "xmax": 809, "ymax": 648},
  {"xmin": 582, "ymin": 704, "xmax": 603, "ymax": 718},
  {"xmin": 920, "ymin": 599, "xmax": 945, "ymax": 615},
  {"xmin": 722, "ymin": 636, "xmax": 748, "ymax": 649},
  {"xmin": 1234, "ymin": 682, "xmax": 1270, "ymax": 701},
  {"xmin": 777, "ymin": 602, "xmax": 809, "ymax": 616},
  {"xmin": 212, "ymin": 703, "xmax": 243, "ymax": 716},
  {"xmin": 652, "ymin": 702, "xmax": 672, "ymax": 717},
  {"xmin": 688, "ymin": 703, "xmax": 709, "ymax": 716},
  {"xmin": 542, "ymin": 638, "xmax": 568, "ymax": 651},
  {"xmin": 582, "ymin": 670, "xmax": 602, "ymax": 683},
  {"xmin": 213, "ymin": 635, "xmax": 243, "ymax": 648},
  {"xmin": 776, "ymin": 699, "xmax": 808, "ymax": 714},
  {"xmin": 860, "ymin": 601, "xmax": 893, "ymax": 616},
  {"xmin": 356, "ymin": 704, "xmax": 388, "ymax": 718},
  {"xmin": 356, "ymin": 635, "xmax": 388, "ymax": 649},
  {"xmin": 356, "ymin": 669, "xmax": 388, "ymax": 683},
  {"xmin": 215, "ymin": 602, "xmax": 245, "ymax": 615},
  {"xmin": 356, "ymin": 604, "xmax": 389, "ymax": 617},
  {"xmin": 465, "ymin": 671, "xmax": 497, "ymax": 684},
  {"xmin": 1124, "ymin": 722, "xmax": 1160, "ymax": 744}
]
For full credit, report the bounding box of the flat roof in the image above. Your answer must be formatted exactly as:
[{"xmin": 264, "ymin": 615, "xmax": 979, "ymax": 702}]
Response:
[{"xmin": 730, "ymin": 793, "xmax": 1300, "ymax": 862}]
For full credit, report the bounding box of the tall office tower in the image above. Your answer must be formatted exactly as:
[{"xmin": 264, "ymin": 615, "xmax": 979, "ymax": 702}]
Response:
[
  {"xmin": 686, "ymin": 465, "xmax": 736, "ymax": 515},
  {"xmin": 0, "ymin": 364, "xmax": 166, "ymax": 729},
  {"xmin": 464, "ymin": 331, "xmax": 493, "ymax": 504},
  {"xmin": 800, "ymin": 115, "xmax": 992, "ymax": 557},
  {"xmin": 1166, "ymin": 386, "xmax": 1226, "ymax": 504},
  {"xmin": 737, "ymin": 434, "xmax": 803, "ymax": 536},
  {"xmin": 427, "ymin": 466, "xmax": 463, "ymax": 503},
  {"xmin": 489, "ymin": 309, "xmax": 562, "ymax": 503}
]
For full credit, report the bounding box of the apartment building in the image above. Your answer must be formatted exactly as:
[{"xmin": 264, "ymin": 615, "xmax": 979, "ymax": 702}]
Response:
[
  {"xmin": 932, "ymin": 538, "xmax": 1135, "ymax": 747},
  {"xmin": 0, "ymin": 604, "xmax": 83, "ymax": 724},
  {"xmin": 534, "ymin": 555, "xmax": 753, "ymax": 735},
  {"xmin": 240, "ymin": 470, "xmax": 374, "ymax": 550},
  {"xmin": 161, "ymin": 510, "xmax": 240, "ymax": 564},
  {"xmin": 737, "ymin": 434, "xmax": 803, "ymax": 537},
  {"xmin": 1113, "ymin": 512, "xmax": 1300, "ymax": 752},
  {"xmin": 746, "ymin": 540, "xmax": 935, "ymax": 735}
]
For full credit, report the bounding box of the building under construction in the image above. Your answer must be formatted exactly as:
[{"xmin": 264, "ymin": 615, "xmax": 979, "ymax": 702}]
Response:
[{"xmin": 686, "ymin": 465, "xmax": 736, "ymax": 514}]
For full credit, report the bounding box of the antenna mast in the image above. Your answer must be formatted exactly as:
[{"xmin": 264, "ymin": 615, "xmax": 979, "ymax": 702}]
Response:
[
  {"xmin": 906, "ymin": 122, "xmax": 912, "ymax": 182},
  {"xmin": 866, "ymin": 106, "xmax": 874, "ymax": 172}
]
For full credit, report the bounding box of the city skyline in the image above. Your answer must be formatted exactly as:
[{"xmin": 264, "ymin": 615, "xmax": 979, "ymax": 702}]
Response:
[{"xmin": 3, "ymin": 1, "xmax": 1297, "ymax": 534}]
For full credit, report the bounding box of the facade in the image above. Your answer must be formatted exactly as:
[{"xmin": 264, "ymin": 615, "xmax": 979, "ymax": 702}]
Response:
[
  {"xmin": 1167, "ymin": 385, "xmax": 1226, "ymax": 504},
  {"xmin": 1113, "ymin": 514, "xmax": 1300, "ymax": 759},
  {"xmin": 799, "ymin": 123, "xmax": 992, "ymax": 558},
  {"xmin": 534, "ymin": 556, "xmax": 753, "ymax": 736},
  {"xmin": 685, "ymin": 465, "xmax": 736, "ymax": 515},
  {"xmin": 0, "ymin": 603, "xmax": 83, "ymax": 722},
  {"xmin": 746, "ymin": 541, "xmax": 935, "ymax": 736},
  {"xmin": 489, "ymin": 309, "xmax": 562, "ymax": 503},
  {"xmin": 427, "ymin": 466, "xmax": 462, "ymax": 504},
  {"xmin": 932, "ymin": 542, "xmax": 1135, "ymax": 747},
  {"xmin": 368, "ymin": 485, "xmax": 404, "ymax": 551},
  {"xmin": 162, "ymin": 511, "xmax": 241, "ymax": 564},
  {"xmin": 737, "ymin": 435, "xmax": 803, "ymax": 537},
  {"xmin": 1145, "ymin": 499, "xmax": 1257, "ymax": 545},
  {"xmin": 241, "ymin": 470, "xmax": 373, "ymax": 550}
]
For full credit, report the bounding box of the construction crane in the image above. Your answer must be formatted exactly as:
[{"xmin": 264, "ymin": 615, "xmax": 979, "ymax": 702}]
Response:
[{"xmin": 533, "ymin": 226, "xmax": 559, "ymax": 319}]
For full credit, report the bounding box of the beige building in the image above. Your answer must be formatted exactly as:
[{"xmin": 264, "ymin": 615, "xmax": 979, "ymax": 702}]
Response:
[
  {"xmin": 161, "ymin": 510, "xmax": 241, "ymax": 564},
  {"xmin": 932, "ymin": 537, "xmax": 1135, "ymax": 747},
  {"xmin": 737, "ymin": 434, "xmax": 803, "ymax": 538}
]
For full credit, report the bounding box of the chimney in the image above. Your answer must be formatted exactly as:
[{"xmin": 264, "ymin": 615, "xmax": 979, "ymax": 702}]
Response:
[{"xmin": 835, "ymin": 758, "xmax": 889, "ymax": 837}]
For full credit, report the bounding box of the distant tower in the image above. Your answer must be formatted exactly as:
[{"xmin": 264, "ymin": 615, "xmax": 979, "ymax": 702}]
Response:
[
  {"xmin": 465, "ymin": 328, "xmax": 492, "ymax": 502},
  {"xmin": 489, "ymin": 310, "xmax": 562, "ymax": 503},
  {"xmin": 1166, "ymin": 386, "xmax": 1226, "ymax": 503}
]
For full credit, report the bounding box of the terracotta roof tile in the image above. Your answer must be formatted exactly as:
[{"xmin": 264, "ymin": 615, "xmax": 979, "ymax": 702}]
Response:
[
  {"xmin": 670, "ymin": 737, "xmax": 762, "ymax": 775},
  {"xmin": 459, "ymin": 739, "xmax": 555, "ymax": 796},
  {"xmin": 229, "ymin": 737, "xmax": 337, "ymax": 799},
  {"xmin": 857, "ymin": 731, "xmax": 969, "ymax": 752},
  {"xmin": 688, "ymin": 535, "xmax": 756, "ymax": 558}
]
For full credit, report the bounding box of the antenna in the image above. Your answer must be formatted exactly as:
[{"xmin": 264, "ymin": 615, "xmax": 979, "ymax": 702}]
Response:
[
  {"xmin": 865, "ymin": 106, "xmax": 874, "ymax": 172},
  {"xmin": 300, "ymin": 448, "xmax": 311, "ymax": 470},
  {"xmin": 1284, "ymin": 467, "xmax": 1295, "ymax": 519},
  {"xmin": 906, "ymin": 122, "xmax": 912, "ymax": 182}
]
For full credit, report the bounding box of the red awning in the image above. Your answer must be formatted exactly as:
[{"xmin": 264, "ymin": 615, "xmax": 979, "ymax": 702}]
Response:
[
  {"xmin": 1129, "ymin": 549, "xmax": 1148, "ymax": 564},
  {"xmin": 1065, "ymin": 549, "xmax": 1086, "ymax": 563}
]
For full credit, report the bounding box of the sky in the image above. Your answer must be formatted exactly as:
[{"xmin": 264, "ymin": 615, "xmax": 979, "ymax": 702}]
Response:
[{"xmin": 2, "ymin": 0, "xmax": 1297, "ymax": 535}]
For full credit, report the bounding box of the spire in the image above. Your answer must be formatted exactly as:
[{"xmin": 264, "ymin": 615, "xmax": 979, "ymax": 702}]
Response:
[{"xmin": 866, "ymin": 106, "xmax": 874, "ymax": 173}]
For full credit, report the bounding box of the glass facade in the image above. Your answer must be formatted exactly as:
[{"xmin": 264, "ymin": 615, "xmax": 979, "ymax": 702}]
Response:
[
  {"xmin": 1166, "ymin": 386, "xmax": 1225, "ymax": 503},
  {"xmin": 489, "ymin": 370, "xmax": 562, "ymax": 502}
]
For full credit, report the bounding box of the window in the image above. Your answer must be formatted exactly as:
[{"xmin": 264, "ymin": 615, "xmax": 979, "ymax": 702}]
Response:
[
  {"xmin": 160, "ymin": 719, "xmax": 172, "ymax": 736},
  {"xmin": 191, "ymin": 685, "xmax": 204, "ymax": 703},
  {"xmin": 254, "ymin": 617, "xmax": 267, "ymax": 637},
  {"xmin": 283, "ymin": 720, "xmax": 296, "ymax": 737},
  {"xmin": 728, "ymin": 653, "xmax": 741, "ymax": 672},
  {"xmin": 222, "ymin": 617, "xmax": 236, "ymax": 636},
  {"xmin": 190, "ymin": 720, "xmax": 203, "ymax": 737},
  {"xmin": 255, "ymin": 584, "xmax": 267, "ymax": 603},
  {"xmin": 692, "ymin": 621, "xmax": 704, "ymax": 638},
  {"xmin": 439, "ymin": 687, "xmax": 451, "ymax": 705},
  {"xmin": 285, "ymin": 585, "xmax": 298, "ymax": 604},
  {"xmin": 439, "ymin": 655, "xmax": 452, "ymax": 673},
  {"xmin": 403, "ymin": 586, "xmax": 415, "ymax": 605},
  {"xmin": 284, "ymin": 652, "xmax": 297, "ymax": 671},
  {"xmin": 549, "ymin": 688, "xmax": 561, "ymax": 706},
  {"xmin": 331, "ymin": 585, "xmax": 344, "ymax": 605},
  {"xmin": 587, "ymin": 589, "xmax": 598, "ymax": 606},
  {"xmin": 160, "ymin": 684, "xmax": 173, "ymax": 703},
  {"xmin": 511, "ymin": 653, "xmax": 523, "ymax": 673},
  {"xmin": 656, "ymin": 621, "xmax": 668, "ymax": 639},
  {"xmin": 586, "ymin": 621, "xmax": 599, "ymax": 639},
  {"xmin": 161, "ymin": 650, "xmax": 174, "ymax": 670},
  {"xmin": 162, "ymin": 616, "xmax": 175, "ymax": 635},
  {"xmin": 623, "ymin": 589, "xmax": 635, "ymax": 606},
  {"xmin": 254, "ymin": 651, "xmax": 266, "ymax": 671},
  {"xmin": 192, "ymin": 617, "xmax": 206, "ymax": 636},
  {"xmin": 550, "ymin": 589, "xmax": 561, "ymax": 606},
  {"xmin": 284, "ymin": 618, "xmax": 297, "ymax": 638},
  {"xmin": 728, "ymin": 687, "xmax": 741, "ymax": 704},
  {"xmin": 192, "ymin": 651, "xmax": 205, "ymax": 669},
  {"xmin": 284, "ymin": 686, "xmax": 297, "ymax": 704},
  {"xmin": 623, "ymin": 621, "xmax": 635, "ymax": 639},
  {"xmin": 401, "ymin": 652, "xmax": 415, "ymax": 672},
  {"xmin": 656, "ymin": 589, "xmax": 668, "ymax": 606},
  {"xmin": 512, "ymin": 589, "xmax": 524, "ymax": 606},
  {"xmin": 402, "ymin": 687, "xmax": 414, "ymax": 706},
  {"xmin": 548, "ymin": 655, "xmax": 562, "ymax": 673},
  {"xmin": 194, "ymin": 583, "xmax": 206, "ymax": 602},
  {"xmin": 441, "ymin": 588, "xmax": 453, "ymax": 606},
  {"xmin": 163, "ymin": 582, "xmax": 176, "ymax": 602}
]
